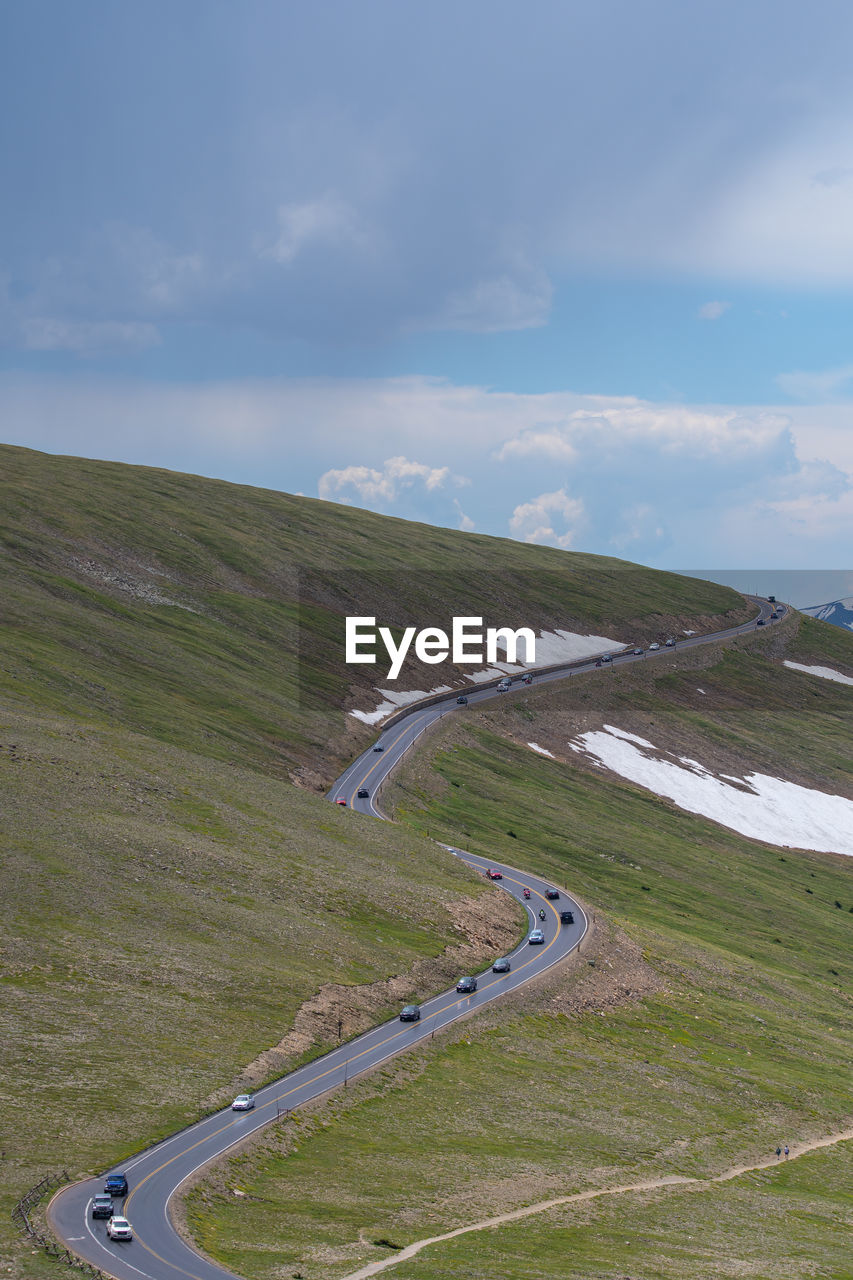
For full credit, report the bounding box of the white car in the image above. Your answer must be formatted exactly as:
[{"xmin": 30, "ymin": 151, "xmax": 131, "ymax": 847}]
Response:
[
  {"xmin": 649, "ymin": 642, "xmax": 660, "ymax": 650},
  {"xmin": 231, "ymin": 1093, "xmax": 255, "ymax": 1111},
  {"xmin": 106, "ymin": 1216, "xmax": 133, "ymax": 1241}
]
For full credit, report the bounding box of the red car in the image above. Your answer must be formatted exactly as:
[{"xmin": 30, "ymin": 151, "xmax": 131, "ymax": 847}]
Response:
[
  {"xmin": 335, "ymin": 797, "xmax": 347, "ymax": 806},
  {"xmin": 486, "ymin": 868, "xmax": 503, "ymax": 880}
]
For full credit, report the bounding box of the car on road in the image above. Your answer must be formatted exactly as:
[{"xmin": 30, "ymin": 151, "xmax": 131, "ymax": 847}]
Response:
[
  {"xmin": 106, "ymin": 1216, "xmax": 133, "ymax": 1241},
  {"xmin": 560, "ymin": 910, "xmax": 575, "ymax": 924},
  {"xmin": 665, "ymin": 638, "xmax": 675, "ymax": 646},
  {"xmin": 486, "ymin": 868, "xmax": 503, "ymax": 880},
  {"xmin": 91, "ymin": 1195, "xmax": 114, "ymax": 1219},
  {"xmin": 649, "ymin": 642, "xmax": 661, "ymax": 650},
  {"xmin": 756, "ymin": 618, "xmax": 766, "ymax": 626},
  {"xmin": 770, "ymin": 612, "xmax": 779, "ymax": 619},
  {"xmin": 104, "ymin": 1174, "xmax": 128, "ymax": 1197},
  {"xmin": 601, "ymin": 654, "xmax": 612, "ymax": 662},
  {"xmin": 632, "ymin": 647, "xmax": 644, "ymax": 655},
  {"xmin": 373, "ymin": 744, "xmax": 384, "ymax": 752},
  {"xmin": 357, "ymin": 788, "xmax": 370, "ymax": 798},
  {"xmin": 335, "ymin": 797, "xmax": 347, "ymax": 805},
  {"xmin": 492, "ymin": 957, "xmax": 512, "ymax": 973},
  {"xmin": 231, "ymin": 1094, "xmax": 255, "ymax": 1111},
  {"xmin": 545, "ymin": 888, "xmax": 560, "ymax": 900},
  {"xmin": 528, "ymin": 929, "xmax": 545, "ymax": 944},
  {"xmin": 399, "ymin": 1004, "xmax": 421, "ymax": 1021},
  {"xmin": 456, "ymin": 695, "xmax": 468, "ymax": 704},
  {"xmin": 456, "ymin": 976, "xmax": 477, "ymax": 993}
]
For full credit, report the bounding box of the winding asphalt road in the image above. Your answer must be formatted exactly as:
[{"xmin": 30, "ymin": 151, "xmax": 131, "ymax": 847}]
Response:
[{"xmin": 49, "ymin": 596, "xmax": 782, "ymax": 1280}]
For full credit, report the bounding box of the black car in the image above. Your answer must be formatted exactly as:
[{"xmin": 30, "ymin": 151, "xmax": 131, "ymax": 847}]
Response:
[
  {"xmin": 373, "ymin": 744, "xmax": 384, "ymax": 752},
  {"xmin": 104, "ymin": 1174, "xmax": 128, "ymax": 1197},
  {"xmin": 492, "ymin": 957, "xmax": 511, "ymax": 973},
  {"xmin": 91, "ymin": 1195, "xmax": 114, "ymax": 1219},
  {"xmin": 756, "ymin": 618, "xmax": 766, "ymax": 626},
  {"xmin": 399, "ymin": 1004, "xmax": 421, "ymax": 1021},
  {"xmin": 560, "ymin": 910, "xmax": 575, "ymax": 924},
  {"xmin": 545, "ymin": 888, "xmax": 560, "ymax": 900},
  {"xmin": 357, "ymin": 788, "xmax": 370, "ymax": 798},
  {"xmin": 456, "ymin": 695, "xmax": 468, "ymax": 704},
  {"xmin": 632, "ymin": 647, "xmax": 644, "ymax": 655},
  {"xmin": 456, "ymin": 976, "xmax": 477, "ymax": 993}
]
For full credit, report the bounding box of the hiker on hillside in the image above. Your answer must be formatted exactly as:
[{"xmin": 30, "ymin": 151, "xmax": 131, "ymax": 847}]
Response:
[
  {"xmin": 784, "ymin": 1145, "xmax": 789, "ymax": 1158},
  {"xmin": 776, "ymin": 1146, "xmax": 782, "ymax": 1160}
]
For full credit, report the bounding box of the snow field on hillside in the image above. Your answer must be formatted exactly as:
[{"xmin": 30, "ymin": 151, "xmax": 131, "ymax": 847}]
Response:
[
  {"xmin": 569, "ymin": 725, "xmax": 853, "ymax": 857},
  {"xmin": 783, "ymin": 661, "xmax": 853, "ymax": 687}
]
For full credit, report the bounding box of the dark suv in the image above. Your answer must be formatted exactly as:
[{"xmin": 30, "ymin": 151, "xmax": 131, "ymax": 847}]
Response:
[
  {"xmin": 456, "ymin": 976, "xmax": 477, "ymax": 993},
  {"xmin": 104, "ymin": 1174, "xmax": 128, "ymax": 1197},
  {"xmin": 91, "ymin": 1195, "xmax": 114, "ymax": 1219}
]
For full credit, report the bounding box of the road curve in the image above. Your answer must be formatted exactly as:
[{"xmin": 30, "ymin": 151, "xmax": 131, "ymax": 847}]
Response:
[
  {"xmin": 335, "ymin": 596, "xmax": 781, "ymax": 815},
  {"xmin": 49, "ymin": 596, "xmax": 781, "ymax": 1279}
]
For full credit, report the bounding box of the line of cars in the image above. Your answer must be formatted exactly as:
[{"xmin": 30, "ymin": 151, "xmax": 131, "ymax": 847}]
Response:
[{"xmin": 91, "ymin": 1172, "xmax": 132, "ymax": 1241}]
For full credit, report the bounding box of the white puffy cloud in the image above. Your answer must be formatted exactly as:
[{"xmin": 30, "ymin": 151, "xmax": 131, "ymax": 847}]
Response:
[
  {"xmin": 318, "ymin": 455, "xmax": 455, "ymax": 508},
  {"xmin": 496, "ymin": 403, "xmax": 793, "ymax": 465},
  {"xmin": 509, "ymin": 489, "xmax": 585, "ymax": 549}
]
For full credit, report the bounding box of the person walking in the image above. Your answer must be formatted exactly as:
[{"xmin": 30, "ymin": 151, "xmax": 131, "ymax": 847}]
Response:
[
  {"xmin": 784, "ymin": 1144, "xmax": 789, "ymax": 1159},
  {"xmin": 776, "ymin": 1146, "xmax": 782, "ymax": 1160}
]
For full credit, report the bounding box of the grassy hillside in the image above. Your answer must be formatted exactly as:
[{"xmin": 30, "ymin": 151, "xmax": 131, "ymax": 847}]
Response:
[
  {"xmin": 0, "ymin": 444, "xmax": 751, "ymax": 785},
  {"xmin": 0, "ymin": 704, "xmax": 526, "ymax": 1280},
  {"xmin": 0, "ymin": 444, "xmax": 816, "ymax": 1279},
  {"xmin": 185, "ymin": 618, "xmax": 852, "ymax": 1280}
]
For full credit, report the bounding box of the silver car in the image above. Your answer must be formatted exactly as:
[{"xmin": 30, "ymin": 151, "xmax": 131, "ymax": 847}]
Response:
[
  {"xmin": 231, "ymin": 1094, "xmax": 255, "ymax": 1111},
  {"xmin": 106, "ymin": 1216, "xmax": 133, "ymax": 1241}
]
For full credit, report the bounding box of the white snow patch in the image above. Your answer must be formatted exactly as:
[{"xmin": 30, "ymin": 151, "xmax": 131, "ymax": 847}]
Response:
[
  {"xmin": 349, "ymin": 685, "xmax": 452, "ymax": 725},
  {"xmin": 570, "ymin": 726, "xmax": 853, "ymax": 857},
  {"xmin": 527, "ymin": 742, "xmax": 555, "ymax": 758},
  {"xmin": 783, "ymin": 661, "xmax": 853, "ymax": 688},
  {"xmin": 696, "ymin": 688, "xmax": 706, "ymax": 695},
  {"xmin": 602, "ymin": 724, "xmax": 655, "ymax": 748}
]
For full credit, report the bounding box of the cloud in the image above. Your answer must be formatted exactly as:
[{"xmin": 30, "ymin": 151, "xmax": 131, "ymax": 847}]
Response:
[
  {"xmin": 698, "ymin": 300, "xmax": 730, "ymax": 320},
  {"xmin": 267, "ymin": 194, "xmax": 374, "ymax": 265},
  {"xmin": 434, "ymin": 262, "xmax": 553, "ymax": 333},
  {"xmin": 1, "ymin": 371, "xmax": 849, "ymax": 569},
  {"xmin": 777, "ymin": 363, "xmax": 853, "ymax": 402},
  {"xmin": 496, "ymin": 403, "xmax": 793, "ymax": 468},
  {"xmin": 509, "ymin": 489, "xmax": 585, "ymax": 549},
  {"xmin": 453, "ymin": 498, "xmax": 475, "ymax": 532},
  {"xmin": 21, "ymin": 317, "xmax": 161, "ymax": 355},
  {"xmin": 317, "ymin": 455, "xmax": 455, "ymax": 508}
]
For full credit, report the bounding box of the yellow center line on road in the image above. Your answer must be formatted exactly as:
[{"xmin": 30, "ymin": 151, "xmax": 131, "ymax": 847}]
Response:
[{"xmin": 347, "ymin": 714, "xmax": 430, "ymax": 806}]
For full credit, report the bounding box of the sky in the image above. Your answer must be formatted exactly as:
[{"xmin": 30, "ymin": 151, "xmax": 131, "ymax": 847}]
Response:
[{"xmin": 1, "ymin": 0, "xmax": 852, "ymax": 585}]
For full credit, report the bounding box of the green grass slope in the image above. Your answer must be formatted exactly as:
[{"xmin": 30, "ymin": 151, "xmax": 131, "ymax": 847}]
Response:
[
  {"xmin": 0, "ymin": 443, "xmax": 750, "ymax": 785},
  {"xmin": 186, "ymin": 618, "xmax": 852, "ymax": 1280},
  {"xmin": 0, "ymin": 704, "xmax": 520, "ymax": 1280}
]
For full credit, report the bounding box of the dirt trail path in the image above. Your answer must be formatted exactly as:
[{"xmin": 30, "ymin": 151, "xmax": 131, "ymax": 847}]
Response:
[{"xmin": 341, "ymin": 1128, "xmax": 853, "ymax": 1280}]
